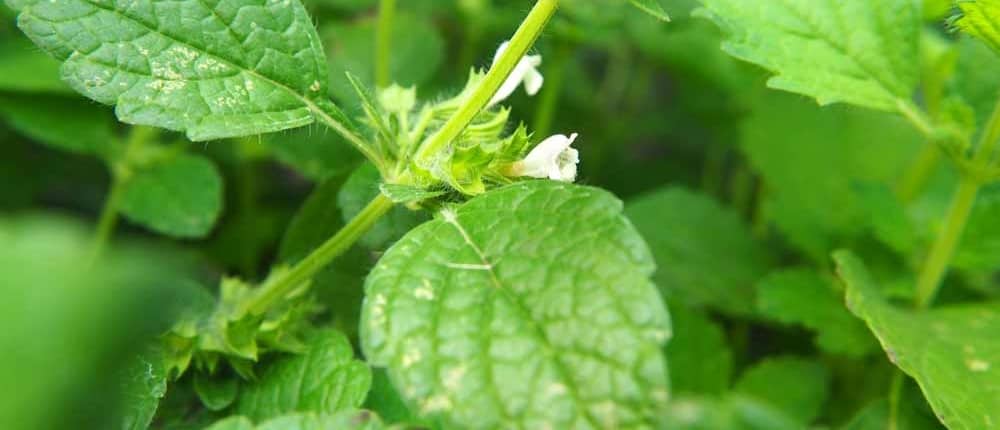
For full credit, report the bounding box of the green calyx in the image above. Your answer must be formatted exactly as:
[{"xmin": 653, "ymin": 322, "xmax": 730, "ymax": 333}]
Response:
[{"xmin": 352, "ymin": 71, "xmax": 535, "ymax": 197}]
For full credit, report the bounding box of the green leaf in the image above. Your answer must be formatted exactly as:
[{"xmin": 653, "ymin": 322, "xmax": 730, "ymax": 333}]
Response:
[
  {"xmin": 0, "ymin": 37, "xmax": 72, "ymax": 94},
  {"xmin": 734, "ymin": 357, "xmax": 830, "ymax": 425},
  {"xmin": 625, "ymin": 186, "xmax": 769, "ymax": 315},
  {"xmin": 120, "ymin": 347, "xmax": 168, "ymax": 430},
  {"xmin": 121, "ymin": 153, "xmax": 223, "ymax": 238},
  {"xmin": 955, "ymin": 187, "xmax": 1000, "ymax": 270},
  {"xmin": 835, "ymin": 250, "xmax": 1000, "ymax": 430},
  {"xmin": 854, "ymin": 183, "xmax": 918, "ymax": 256},
  {"xmin": 841, "ymin": 393, "xmax": 945, "ymax": 430},
  {"xmin": 339, "ymin": 163, "xmax": 428, "ymax": 249},
  {"xmin": 756, "ymin": 268, "xmax": 878, "ymax": 357},
  {"xmin": 628, "ymin": 0, "xmax": 671, "ymax": 21},
  {"xmin": 954, "ymin": 0, "xmax": 1000, "ymax": 56},
  {"xmin": 15, "ymin": 0, "xmax": 339, "ymax": 141},
  {"xmin": 236, "ymin": 329, "xmax": 371, "ymax": 422},
  {"xmin": 194, "ymin": 371, "xmax": 239, "ymax": 411},
  {"xmin": 206, "ymin": 411, "xmax": 387, "ymax": 430},
  {"xmin": 362, "ymin": 181, "xmax": 671, "ymax": 429},
  {"xmin": 658, "ymin": 395, "xmax": 803, "ymax": 430},
  {"xmin": 324, "ymin": 13, "xmax": 443, "ymax": 103},
  {"xmin": 266, "ymin": 126, "xmax": 363, "ymax": 182},
  {"xmin": 665, "ymin": 307, "xmax": 732, "ymax": 395},
  {"xmin": 695, "ymin": 0, "xmax": 920, "ymax": 112},
  {"xmin": 0, "ymin": 94, "xmax": 116, "ymax": 156},
  {"xmin": 741, "ymin": 92, "xmax": 920, "ymax": 260}
]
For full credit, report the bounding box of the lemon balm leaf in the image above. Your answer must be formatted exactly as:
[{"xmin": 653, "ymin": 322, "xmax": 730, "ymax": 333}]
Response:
[
  {"xmin": 14, "ymin": 0, "xmax": 353, "ymax": 141},
  {"xmin": 954, "ymin": 0, "xmax": 1000, "ymax": 56},
  {"xmin": 695, "ymin": 0, "xmax": 920, "ymax": 112},
  {"xmin": 835, "ymin": 251, "xmax": 1000, "ymax": 429},
  {"xmin": 361, "ymin": 181, "xmax": 671, "ymax": 429}
]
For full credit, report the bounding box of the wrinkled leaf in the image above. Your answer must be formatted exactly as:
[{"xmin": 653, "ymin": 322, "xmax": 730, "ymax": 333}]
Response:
[
  {"xmin": 362, "ymin": 181, "xmax": 671, "ymax": 429},
  {"xmin": 236, "ymin": 329, "xmax": 371, "ymax": 422},
  {"xmin": 695, "ymin": 0, "xmax": 920, "ymax": 111},
  {"xmin": 16, "ymin": 0, "xmax": 344, "ymax": 140}
]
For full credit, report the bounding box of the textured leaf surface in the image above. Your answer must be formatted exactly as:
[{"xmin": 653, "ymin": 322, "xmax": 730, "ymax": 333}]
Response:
[
  {"xmin": 756, "ymin": 268, "xmax": 877, "ymax": 357},
  {"xmin": 16, "ymin": 0, "xmax": 335, "ymax": 141},
  {"xmin": 734, "ymin": 357, "xmax": 830, "ymax": 425},
  {"xmin": 625, "ymin": 186, "xmax": 768, "ymax": 315},
  {"xmin": 665, "ymin": 307, "xmax": 731, "ymax": 395},
  {"xmin": 362, "ymin": 181, "xmax": 671, "ymax": 429},
  {"xmin": 835, "ymin": 251, "xmax": 1000, "ymax": 430},
  {"xmin": 955, "ymin": 0, "xmax": 1000, "ymax": 55},
  {"xmin": 121, "ymin": 153, "xmax": 223, "ymax": 238},
  {"xmin": 695, "ymin": 0, "xmax": 920, "ymax": 111},
  {"xmin": 236, "ymin": 329, "xmax": 371, "ymax": 422}
]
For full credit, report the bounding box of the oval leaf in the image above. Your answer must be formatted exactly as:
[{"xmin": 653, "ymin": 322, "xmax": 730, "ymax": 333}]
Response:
[{"xmin": 361, "ymin": 181, "xmax": 671, "ymax": 429}]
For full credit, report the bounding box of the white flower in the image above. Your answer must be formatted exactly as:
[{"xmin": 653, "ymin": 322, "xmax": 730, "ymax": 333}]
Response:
[
  {"xmin": 487, "ymin": 41, "xmax": 544, "ymax": 107},
  {"xmin": 513, "ymin": 133, "xmax": 580, "ymax": 182}
]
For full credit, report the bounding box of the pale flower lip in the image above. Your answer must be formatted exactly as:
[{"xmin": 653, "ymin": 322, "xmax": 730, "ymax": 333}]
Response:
[
  {"xmin": 514, "ymin": 133, "xmax": 580, "ymax": 182},
  {"xmin": 487, "ymin": 41, "xmax": 544, "ymax": 108}
]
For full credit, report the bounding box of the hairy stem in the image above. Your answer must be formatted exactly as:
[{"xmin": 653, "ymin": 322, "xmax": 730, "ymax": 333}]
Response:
[
  {"xmin": 248, "ymin": 194, "xmax": 395, "ymax": 315},
  {"xmin": 913, "ymin": 95, "xmax": 1000, "ymax": 308},
  {"xmin": 412, "ymin": 0, "xmax": 560, "ymax": 164},
  {"xmin": 375, "ymin": 0, "xmax": 396, "ymax": 88}
]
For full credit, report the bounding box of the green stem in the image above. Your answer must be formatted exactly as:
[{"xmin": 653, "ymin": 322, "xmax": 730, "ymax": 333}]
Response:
[
  {"xmin": 896, "ymin": 143, "xmax": 940, "ymax": 203},
  {"xmin": 913, "ymin": 96, "xmax": 1000, "ymax": 308},
  {"xmin": 375, "ymin": 0, "xmax": 396, "ymax": 88},
  {"xmin": 412, "ymin": 0, "xmax": 560, "ymax": 164},
  {"xmin": 532, "ymin": 41, "xmax": 570, "ymax": 137},
  {"xmin": 248, "ymin": 194, "xmax": 394, "ymax": 315},
  {"xmin": 88, "ymin": 126, "xmax": 156, "ymax": 263},
  {"xmin": 88, "ymin": 174, "xmax": 128, "ymax": 264}
]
